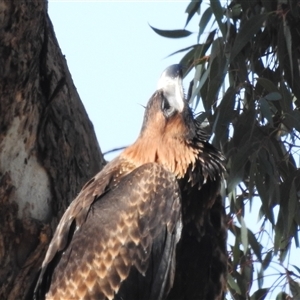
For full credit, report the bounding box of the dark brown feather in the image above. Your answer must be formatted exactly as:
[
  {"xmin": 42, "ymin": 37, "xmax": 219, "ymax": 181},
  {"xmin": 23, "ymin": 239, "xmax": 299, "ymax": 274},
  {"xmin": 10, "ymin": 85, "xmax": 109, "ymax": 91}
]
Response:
[{"xmin": 35, "ymin": 163, "xmax": 181, "ymax": 300}]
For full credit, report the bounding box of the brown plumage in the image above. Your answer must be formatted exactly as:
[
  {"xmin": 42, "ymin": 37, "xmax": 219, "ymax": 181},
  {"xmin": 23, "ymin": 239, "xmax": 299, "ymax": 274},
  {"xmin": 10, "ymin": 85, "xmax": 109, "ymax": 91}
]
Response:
[{"xmin": 34, "ymin": 64, "xmax": 227, "ymax": 300}]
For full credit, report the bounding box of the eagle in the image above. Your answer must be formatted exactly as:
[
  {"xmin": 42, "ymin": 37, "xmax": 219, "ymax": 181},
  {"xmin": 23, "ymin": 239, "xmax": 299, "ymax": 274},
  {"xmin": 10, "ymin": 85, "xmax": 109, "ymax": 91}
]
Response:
[{"xmin": 34, "ymin": 64, "xmax": 227, "ymax": 300}]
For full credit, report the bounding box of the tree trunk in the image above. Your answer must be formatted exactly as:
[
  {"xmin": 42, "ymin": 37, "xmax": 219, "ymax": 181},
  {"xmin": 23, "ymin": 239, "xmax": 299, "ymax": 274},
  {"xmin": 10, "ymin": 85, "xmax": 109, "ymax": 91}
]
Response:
[{"xmin": 0, "ymin": 1, "xmax": 105, "ymax": 298}]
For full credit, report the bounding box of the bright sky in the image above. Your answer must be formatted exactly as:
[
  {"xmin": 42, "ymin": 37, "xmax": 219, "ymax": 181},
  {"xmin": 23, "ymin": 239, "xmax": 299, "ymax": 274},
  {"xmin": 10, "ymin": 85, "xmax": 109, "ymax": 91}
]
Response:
[{"xmin": 48, "ymin": 1, "xmax": 197, "ymax": 161}]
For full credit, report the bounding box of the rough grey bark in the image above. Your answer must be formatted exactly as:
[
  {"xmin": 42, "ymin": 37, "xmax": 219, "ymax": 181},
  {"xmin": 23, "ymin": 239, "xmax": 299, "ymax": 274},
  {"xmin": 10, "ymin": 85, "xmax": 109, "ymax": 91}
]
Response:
[{"xmin": 0, "ymin": 1, "xmax": 105, "ymax": 298}]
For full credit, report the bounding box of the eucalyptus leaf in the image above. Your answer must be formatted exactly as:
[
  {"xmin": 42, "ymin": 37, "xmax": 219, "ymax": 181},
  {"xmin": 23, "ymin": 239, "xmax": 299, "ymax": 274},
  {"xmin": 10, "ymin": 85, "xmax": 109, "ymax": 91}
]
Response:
[
  {"xmin": 230, "ymin": 14, "xmax": 268, "ymax": 62},
  {"xmin": 198, "ymin": 6, "xmax": 212, "ymax": 42},
  {"xmin": 288, "ymin": 276, "xmax": 300, "ymax": 297},
  {"xmin": 259, "ymin": 98, "xmax": 273, "ymax": 126},
  {"xmin": 250, "ymin": 288, "xmax": 270, "ymax": 300},
  {"xmin": 227, "ymin": 273, "xmax": 242, "ymax": 295},
  {"xmin": 185, "ymin": 0, "xmax": 202, "ymax": 27},
  {"xmin": 149, "ymin": 25, "xmax": 193, "ymax": 38},
  {"xmin": 210, "ymin": 0, "xmax": 226, "ymax": 37},
  {"xmin": 256, "ymin": 78, "xmax": 279, "ymax": 93},
  {"xmin": 283, "ymin": 19, "xmax": 293, "ymax": 82},
  {"xmin": 240, "ymin": 217, "xmax": 248, "ymax": 255},
  {"xmin": 275, "ymin": 292, "xmax": 291, "ymax": 300},
  {"xmin": 262, "ymin": 250, "xmax": 273, "ymax": 271},
  {"xmin": 264, "ymin": 92, "xmax": 282, "ymax": 101},
  {"xmin": 248, "ymin": 228, "xmax": 262, "ymax": 262}
]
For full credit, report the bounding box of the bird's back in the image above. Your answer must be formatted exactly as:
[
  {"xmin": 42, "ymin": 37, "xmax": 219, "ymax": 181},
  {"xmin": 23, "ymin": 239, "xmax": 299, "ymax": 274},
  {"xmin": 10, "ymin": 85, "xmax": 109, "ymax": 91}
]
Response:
[{"xmin": 35, "ymin": 163, "xmax": 181, "ymax": 300}]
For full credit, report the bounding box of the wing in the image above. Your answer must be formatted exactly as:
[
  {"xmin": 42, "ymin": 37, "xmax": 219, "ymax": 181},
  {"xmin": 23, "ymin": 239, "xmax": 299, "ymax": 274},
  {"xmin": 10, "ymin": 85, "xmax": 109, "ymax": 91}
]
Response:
[
  {"xmin": 34, "ymin": 163, "xmax": 181, "ymax": 300},
  {"xmin": 167, "ymin": 179, "xmax": 227, "ymax": 300}
]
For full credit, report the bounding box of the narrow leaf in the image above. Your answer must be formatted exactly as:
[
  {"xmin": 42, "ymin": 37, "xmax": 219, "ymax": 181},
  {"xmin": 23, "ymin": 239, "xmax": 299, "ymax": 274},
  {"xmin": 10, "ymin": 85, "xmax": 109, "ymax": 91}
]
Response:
[
  {"xmin": 248, "ymin": 157, "xmax": 256, "ymax": 209},
  {"xmin": 179, "ymin": 48, "xmax": 197, "ymax": 77},
  {"xmin": 262, "ymin": 250, "xmax": 273, "ymax": 271},
  {"xmin": 276, "ymin": 292, "xmax": 290, "ymax": 300},
  {"xmin": 255, "ymin": 171, "xmax": 275, "ymax": 225},
  {"xmin": 292, "ymin": 265, "xmax": 300, "ymax": 275},
  {"xmin": 210, "ymin": 0, "xmax": 226, "ymax": 37},
  {"xmin": 288, "ymin": 276, "xmax": 300, "ymax": 297},
  {"xmin": 290, "ymin": 110, "xmax": 300, "ymax": 132},
  {"xmin": 256, "ymin": 77, "xmax": 279, "ymax": 93},
  {"xmin": 250, "ymin": 288, "xmax": 270, "ymax": 300},
  {"xmin": 198, "ymin": 6, "xmax": 212, "ymax": 41},
  {"xmin": 233, "ymin": 228, "xmax": 242, "ymax": 269},
  {"xmin": 195, "ymin": 111, "xmax": 210, "ymax": 124},
  {"xmin": 240, "ymin": 216, "xmax": 248, "ymax": 255},
  {"xmin": 185, "ymin": 0, "xmax": 202, "ymax": 27},
  {"xmin": 259, "ymin": 98, "xmax": 273, "ymax": 126},
  {"xmin": 230, "ymin": 14, "xmax": 268, "ymax": 62},
  {"xmin": 197, "ymin": 66, "xmax": 210, "ymax": 93},
  {"xmin": 274, "ymin": 212, "xmax": 284, "ymax": 255},
  {"xmin": 264, "ymin": 92, "xmax": 282, "ymax": 101},
  {"xmin": 227, "ymin": 143, "xmax": 251, "ymax": 192},
  {"xmin": 150, "ymin": 25, "xmax": 193, "ymax": 38},
  {"xmin": 280, "ymin": 81, "xmax": 293, "ymax": 113},
  {"xmin": 283, "ymin": 19, "xmax": 293, "ymax": 82},
  {"xmin": 167, "ymin": 44, "xmax": 199, "ymax": 58},
  {"xmin": 257, "ymin": 267, "xmax": 264, "ymax": 289},
  {"xmin": 190, "ymin": 63, "xmax": 203, "ymax": 106},
  {"xmin": 287, "ymin": 180, "xmax": 297, "ymax": 236},
  {"xmin": 227, "ymin": 273, "xmax": 242, "ymax": 294},
  {"xmin": 213, "ymin": 87, "xmax": 236, "ymax": 145},
  {"xmin": 248, "ymin": 228, "xmax": 262, "ymax": 262}
]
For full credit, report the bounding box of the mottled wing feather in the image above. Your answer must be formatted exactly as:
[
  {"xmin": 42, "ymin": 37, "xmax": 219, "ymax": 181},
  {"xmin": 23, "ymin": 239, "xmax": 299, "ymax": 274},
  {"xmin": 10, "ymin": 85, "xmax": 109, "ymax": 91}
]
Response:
[
  {"xmin": 35, "ymin": 163, "xmax": 181, "ymax": 300},
  {"xmin": 38, "ymin": 156, "xmax": 124, "ymax": 273}
]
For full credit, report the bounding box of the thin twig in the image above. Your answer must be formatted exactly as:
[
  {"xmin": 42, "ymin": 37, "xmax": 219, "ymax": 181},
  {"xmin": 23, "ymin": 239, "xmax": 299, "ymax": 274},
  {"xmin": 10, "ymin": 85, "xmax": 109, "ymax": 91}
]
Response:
[{"xmin": 103, "ymin": 146, "xmax": 127, "ymax": 156}]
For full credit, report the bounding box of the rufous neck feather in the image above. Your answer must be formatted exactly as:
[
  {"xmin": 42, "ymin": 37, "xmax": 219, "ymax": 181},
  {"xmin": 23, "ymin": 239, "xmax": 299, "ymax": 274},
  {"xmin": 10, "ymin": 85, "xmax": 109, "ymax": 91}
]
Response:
[{"xmin": 121, "ymin": 134, "xmax": 198, "ymax": 179}]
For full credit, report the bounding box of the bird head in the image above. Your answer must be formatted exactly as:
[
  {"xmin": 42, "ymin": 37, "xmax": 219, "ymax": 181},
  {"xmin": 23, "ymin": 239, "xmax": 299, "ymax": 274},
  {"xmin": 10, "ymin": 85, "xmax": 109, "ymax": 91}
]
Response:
[
  {"xmin": 123, "ymin": 64, "xmax": 222, "ymax": 178},
  {"xmin": 140, "ymin": 64, "xmax": 196, "ymax": 141}
]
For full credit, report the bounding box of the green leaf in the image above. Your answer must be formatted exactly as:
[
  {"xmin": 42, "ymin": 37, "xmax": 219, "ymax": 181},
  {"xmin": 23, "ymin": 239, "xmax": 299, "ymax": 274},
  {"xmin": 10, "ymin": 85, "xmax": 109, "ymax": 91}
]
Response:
[
  {"xmin": 204, "ymin": 37, "xmax": 228, "ymax": 111},
  {"xmin": 256, "ymin": 77, "xmax": 279, "ymax": 93},
  {"xmin": 195, "ymin": 111, "xmax": 210, "ymax": 124},
  {"xmin": 179, "ymin": 48, "xmax": 197, "ymax": 77},
  {"xmin": 292, "ymin": 265, "xmax": 300, "ymax": 275},
  {"xmin": 212, "ymin": 86, "xmax": 236, "ymax": 145},
  {"xmin": 149, "ymin": 25, "xmax": 193, "ymax": 38},
  {"xmin": 283, "ymin": 19, "xmax": 293, "ymax": 82},
  {"xmin": 209, "ymin": 0, "xmax": 226, "ymax": 37},
  {"xmin": 167, "ymin": 44, "xmax": 199, "ymax": 58},
  {"xmin": 289, "ymin": 110, "xmax": 300, "ymax": 132},
  {"xmin": 274, "ymin": 213, "xmax": 284, "ymax": 256},
  {"xmin": 250, "ymin": 288, "xmax": 270, "ymax": 300},
  {"xmin": 259, "ymin": 98, "xmax": 273, "ymax": 126},
  {"xmin": 227, "ymin": 143, "xmax": 251, "ymax": 192},
  {"xmin": 280, "ymin": 81, "xmax": 293, "ymax": 114},
  {"xmin": 287, "ymin": 180, "xmax": 297, "ymax": 236},
  {"xmin": 240, "ymin": 216, "xmax": 248, "ymax": 255},
  {"xmin": 262, "ymin": 250, "xmax": 273, "ymax": 271},
  {"xmin": 264, "ymin": 92, "xmax": 282, "ymax": 101},
  {"xmin": 257, "ymin": 267, "xmax": 264, "ymax": 289},
  {"xmin": 198, "ymin": 6, "xmax": 212, "ymax": 42},
  {"xmin": 227, "ymin": 273, "xmax": 242, "ymax": 295},
  {"xmin": 248, "ymin": 156, "xmax": 256, "ymax": 206},
  {"xmin": 185, "ymin": 0, "xmax": 202, "ymax": 27},
  {"xmin": 233, "ymin": 230, "xmax": 242, "ymax": 269},
  {"xmin": 230, "ymin": 14, "xmax": 268, "ymax": 62},
  {"xmin": 248, "ymin": 228, "xmax": 262, "ymax": 262},
  {"xmin": 275, "ymin": 292, "xmax": 291, "ymax": 300},
  {"xmin": 288, "ymin": 276, "xmax": 300, "ymax": 297},
  {"xmin": 255, "ymin": 171, "xmax": 275, "ymax": 225},
  {"xmin": 190, "ymin": 64, "xmax": 204, "ymax": 106}
]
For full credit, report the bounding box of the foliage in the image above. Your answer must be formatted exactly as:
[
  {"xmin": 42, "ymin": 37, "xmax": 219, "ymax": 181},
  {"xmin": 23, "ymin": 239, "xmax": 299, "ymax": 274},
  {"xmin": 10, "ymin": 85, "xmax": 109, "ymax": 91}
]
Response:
[{"xmin": 152, "ymin": 0, "xmax": 300, "ymax": 298}]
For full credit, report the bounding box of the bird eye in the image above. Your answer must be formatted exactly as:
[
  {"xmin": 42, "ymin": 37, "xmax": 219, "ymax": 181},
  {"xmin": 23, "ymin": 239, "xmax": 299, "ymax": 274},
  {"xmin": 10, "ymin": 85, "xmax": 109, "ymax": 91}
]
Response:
[{"xmin": 161, "ymin": 97, "xmax": 175, "ymax": 118}]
